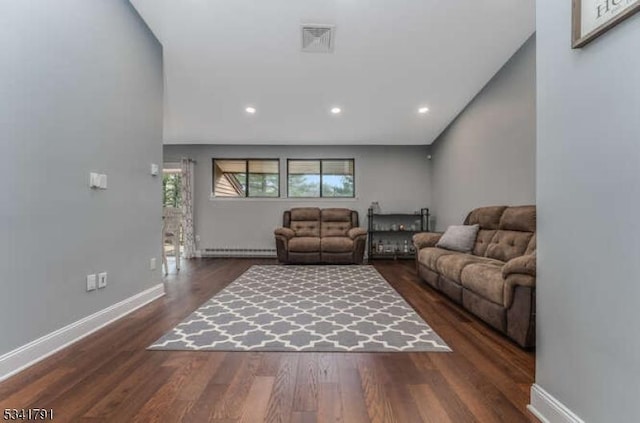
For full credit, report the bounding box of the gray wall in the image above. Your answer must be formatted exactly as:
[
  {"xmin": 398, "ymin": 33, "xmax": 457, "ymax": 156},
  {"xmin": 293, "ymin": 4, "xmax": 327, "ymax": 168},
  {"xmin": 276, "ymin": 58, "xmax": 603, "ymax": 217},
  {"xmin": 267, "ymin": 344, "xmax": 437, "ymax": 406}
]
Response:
[
  {"xmin": 536, "ymin": 1, "xmax": 640, "ymax": 422},
  {"xmin": 429, "ymin": 36, "xmax": 536, "ymax": 230},
  {"xmin": 0, "ymin": 1, "xmax": 163, "ymax": 356},
  {"xmin": 164, "ymin": 145, "xmax": 431, "ymax": 251}
]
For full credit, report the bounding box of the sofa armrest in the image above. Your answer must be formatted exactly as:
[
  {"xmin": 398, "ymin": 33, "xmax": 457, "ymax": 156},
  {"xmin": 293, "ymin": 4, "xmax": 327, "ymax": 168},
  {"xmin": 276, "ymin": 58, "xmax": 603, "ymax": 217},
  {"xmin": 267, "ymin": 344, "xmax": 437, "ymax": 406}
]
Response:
[
  {"xmin": 274, "ymin": 227, "xmax": 295, "ymax": 240},
  {"xmin": 413, "ymin": 232, "xmax": 442, "ymax": 250},
  {"xmin": 502, "ymin": 254, "xmax": 536, "ymax": 278},
  {"xmin": 347, "ymin": 227, "xmax": 367, "ymax": 240}
]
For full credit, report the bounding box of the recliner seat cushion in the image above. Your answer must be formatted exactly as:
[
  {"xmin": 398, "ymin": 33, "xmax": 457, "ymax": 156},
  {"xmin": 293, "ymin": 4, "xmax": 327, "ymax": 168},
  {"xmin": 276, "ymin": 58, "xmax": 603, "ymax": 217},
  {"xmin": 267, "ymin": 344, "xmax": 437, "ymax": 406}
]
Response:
[
  {"xmin": 461, "ymin": 263, "xmax": 505, "ymax": 306},
  {"xmin": 288, "ymin": 237, "xmax": 321, "ymax": 252},
  {"xmin": 418, "ymin": 247, "xmax": 455, "ymax": 270},
  {"xmin": 321, "ymin": 237, "xmax": 354, "ymax": 253},
  {"xmin": 436, "ymin": 253, "xmax": 504, "ymax": 283}
]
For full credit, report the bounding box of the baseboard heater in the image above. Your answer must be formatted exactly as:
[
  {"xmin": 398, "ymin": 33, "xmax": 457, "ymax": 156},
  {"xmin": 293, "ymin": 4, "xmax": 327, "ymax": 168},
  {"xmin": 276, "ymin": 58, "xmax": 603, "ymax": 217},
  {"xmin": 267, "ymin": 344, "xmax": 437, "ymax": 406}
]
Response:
[{"xmin": 199, "ymin": 248, "xmax": 277, "ymax": 258}]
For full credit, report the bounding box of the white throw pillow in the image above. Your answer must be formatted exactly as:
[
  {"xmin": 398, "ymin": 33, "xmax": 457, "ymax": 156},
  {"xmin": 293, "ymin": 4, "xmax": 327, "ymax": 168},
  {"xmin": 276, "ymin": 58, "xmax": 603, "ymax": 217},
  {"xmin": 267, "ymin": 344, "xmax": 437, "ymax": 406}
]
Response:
[{"xmin": 436, "ymin": 224, "xmax": 480, "ymax": 253}]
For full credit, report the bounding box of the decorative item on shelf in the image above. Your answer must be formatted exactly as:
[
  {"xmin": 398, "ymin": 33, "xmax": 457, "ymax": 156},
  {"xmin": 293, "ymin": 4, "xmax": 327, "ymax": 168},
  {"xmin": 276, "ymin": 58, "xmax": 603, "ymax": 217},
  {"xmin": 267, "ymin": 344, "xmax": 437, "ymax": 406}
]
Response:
[
  {"xmin": 399, "ymin": 224, "xmax": 405, "ymax": 231},
  {"xmin": 391, "ymin": 224, "xmax": 398, "ymax": 231},
  {"xmin": 370, "ymin": 201, "xmax": 381, "ymax": 214}
]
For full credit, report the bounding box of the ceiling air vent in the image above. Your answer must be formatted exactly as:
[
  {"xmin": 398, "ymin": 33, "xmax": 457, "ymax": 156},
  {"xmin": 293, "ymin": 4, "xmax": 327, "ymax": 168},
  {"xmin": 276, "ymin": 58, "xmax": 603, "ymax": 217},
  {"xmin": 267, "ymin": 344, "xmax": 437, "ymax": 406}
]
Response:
[{"xmin": 301, "ymin": 24, "xmax": 335, "ymax": 53}]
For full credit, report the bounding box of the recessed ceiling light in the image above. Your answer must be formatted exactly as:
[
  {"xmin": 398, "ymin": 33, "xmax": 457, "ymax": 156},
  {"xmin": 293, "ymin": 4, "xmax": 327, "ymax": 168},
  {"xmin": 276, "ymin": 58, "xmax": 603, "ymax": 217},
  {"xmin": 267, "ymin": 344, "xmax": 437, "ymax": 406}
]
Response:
[
  {"xmin": 331, "ymin": 107, "xmax": 342, "ymax": 114},
  {"xmin": 245, "ymin": 106, "xmax": 256, "ymax": 114},
  {"xmin": 418, "ymin": 107, "xmax": 429, "ymax": 114}
]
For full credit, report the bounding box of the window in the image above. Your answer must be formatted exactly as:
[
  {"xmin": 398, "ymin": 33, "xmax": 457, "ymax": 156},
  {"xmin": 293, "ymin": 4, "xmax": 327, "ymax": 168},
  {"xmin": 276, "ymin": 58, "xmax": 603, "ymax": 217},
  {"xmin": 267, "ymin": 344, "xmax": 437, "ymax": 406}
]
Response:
[
  {"xmin": 162, "ymin": 165, "xmax": 182, "ymax": 207},
  {"xmin": 288, "ymin": 159, "xmax": 355, "ymax": 198},
  {"xmin": 213, "ymin": 159, "xmax": 280, "ymax": 198}
]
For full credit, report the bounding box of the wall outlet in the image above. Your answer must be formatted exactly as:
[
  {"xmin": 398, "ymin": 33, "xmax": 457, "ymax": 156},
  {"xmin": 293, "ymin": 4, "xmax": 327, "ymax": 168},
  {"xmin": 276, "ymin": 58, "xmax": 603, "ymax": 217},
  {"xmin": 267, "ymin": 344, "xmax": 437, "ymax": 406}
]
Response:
[
  {"xmin": 150, "ymin": 163, "xmax": 159, "ymax": 176},
  {"xmin": 150, "ymin": 258, "xmax": 157, "ymax": 271},
  {"xmin": 195, "ymin": 235, "xmax": 201, "ymax": 243},
  {"xmin": 98, "ymin": 272, "xmax": 107, "ymax": 289},
  {"xmin": 86, "ymin": 274, "xmax": 97, "ymax": 291}
]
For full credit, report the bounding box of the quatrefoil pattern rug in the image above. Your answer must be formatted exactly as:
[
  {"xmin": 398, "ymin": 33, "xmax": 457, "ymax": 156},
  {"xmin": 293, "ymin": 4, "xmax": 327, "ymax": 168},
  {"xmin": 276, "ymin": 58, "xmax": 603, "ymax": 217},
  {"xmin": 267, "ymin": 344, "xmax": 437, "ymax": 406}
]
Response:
[{"xmin": 149, "ymin": 265, "xmax": 450, "ymax": 352}]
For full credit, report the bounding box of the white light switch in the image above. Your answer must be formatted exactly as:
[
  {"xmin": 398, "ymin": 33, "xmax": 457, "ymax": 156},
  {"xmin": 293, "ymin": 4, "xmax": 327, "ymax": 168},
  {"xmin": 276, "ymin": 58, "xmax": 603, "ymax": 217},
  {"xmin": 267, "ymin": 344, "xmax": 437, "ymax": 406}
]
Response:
[
  {"xmin": 89, "ymin": 173, "xmax": 100, "ymax": 189},
  {"xmin": 150, "ymin": 258, "xmax": 157, "ymax": 270},
  {"xmin": 86, "ymin": 274, "xmax": 97, "ymax": 291},
  {"xmin": 150, "ymin": 163, "xmax": 159, "ymax": 176},
  {"xmin": 98, "ymin": 174, "xmax": 107, "ymax": 189}
]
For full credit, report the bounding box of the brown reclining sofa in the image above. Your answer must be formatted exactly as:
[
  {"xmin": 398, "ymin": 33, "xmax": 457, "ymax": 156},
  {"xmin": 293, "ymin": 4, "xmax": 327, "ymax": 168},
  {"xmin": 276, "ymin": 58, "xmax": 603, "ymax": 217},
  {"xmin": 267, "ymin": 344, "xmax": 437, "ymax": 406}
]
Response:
[
  {"xmin": 413, "ymin": 205, "xmax": 536, "ymax": 347},
  {"xmin": 274, "ymin": 207, "xmax": 367, "ymax": 264}
]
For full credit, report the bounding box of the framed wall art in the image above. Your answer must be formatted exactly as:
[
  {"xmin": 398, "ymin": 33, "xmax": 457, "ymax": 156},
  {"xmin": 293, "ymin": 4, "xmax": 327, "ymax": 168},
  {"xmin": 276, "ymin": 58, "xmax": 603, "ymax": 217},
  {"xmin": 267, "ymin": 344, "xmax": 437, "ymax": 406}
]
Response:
[{"xmin": 572, "ymin": 0, "xmax": 640, "ymax": 48}]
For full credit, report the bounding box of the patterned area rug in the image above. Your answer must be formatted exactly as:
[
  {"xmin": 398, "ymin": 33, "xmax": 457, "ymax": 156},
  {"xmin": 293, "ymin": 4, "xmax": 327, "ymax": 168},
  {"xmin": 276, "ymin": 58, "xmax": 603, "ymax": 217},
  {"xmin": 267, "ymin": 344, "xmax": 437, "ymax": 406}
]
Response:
[{"xmin": 149, "ymin": 265, "xmax": 450, "ymax": 352}]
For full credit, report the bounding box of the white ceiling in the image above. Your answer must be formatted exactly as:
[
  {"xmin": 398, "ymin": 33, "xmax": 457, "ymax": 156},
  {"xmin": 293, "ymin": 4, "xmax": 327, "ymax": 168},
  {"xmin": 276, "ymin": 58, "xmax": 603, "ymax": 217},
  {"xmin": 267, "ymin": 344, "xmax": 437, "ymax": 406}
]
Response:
[{"xmin": 130, "ymin": 0, "xmax": 535, "ymax": 145}]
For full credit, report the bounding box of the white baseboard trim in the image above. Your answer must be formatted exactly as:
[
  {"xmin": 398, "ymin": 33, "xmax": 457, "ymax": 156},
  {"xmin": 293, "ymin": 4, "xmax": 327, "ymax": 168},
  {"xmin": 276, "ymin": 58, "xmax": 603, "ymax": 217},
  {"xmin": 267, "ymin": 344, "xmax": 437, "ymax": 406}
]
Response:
[
  {"xmin": 528, "ymin": 384, "xmax": 585, "ymax": 423},
  {"xmin": 0, "ymin": 283, "xmax": 165, "ymax": 383}
]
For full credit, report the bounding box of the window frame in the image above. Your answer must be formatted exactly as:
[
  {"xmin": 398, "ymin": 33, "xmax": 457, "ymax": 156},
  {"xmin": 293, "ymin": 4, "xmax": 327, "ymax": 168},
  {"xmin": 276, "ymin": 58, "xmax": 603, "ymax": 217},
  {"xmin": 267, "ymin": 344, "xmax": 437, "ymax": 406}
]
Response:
[
  {"xmin": 212, "ymin": 158, "xmax": 281, "ymax": 198},
  {"xmin": 286, "ymin": 158, "xmax": 355, "ymax": 198}
]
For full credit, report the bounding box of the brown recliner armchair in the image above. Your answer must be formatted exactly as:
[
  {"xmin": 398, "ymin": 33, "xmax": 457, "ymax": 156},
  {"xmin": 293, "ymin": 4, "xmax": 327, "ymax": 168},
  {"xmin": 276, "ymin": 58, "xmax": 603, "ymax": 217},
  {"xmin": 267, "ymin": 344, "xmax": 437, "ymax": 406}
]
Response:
[{"xmin": 274, "ymin": 207, "xmax": 367, "ymax": 264}]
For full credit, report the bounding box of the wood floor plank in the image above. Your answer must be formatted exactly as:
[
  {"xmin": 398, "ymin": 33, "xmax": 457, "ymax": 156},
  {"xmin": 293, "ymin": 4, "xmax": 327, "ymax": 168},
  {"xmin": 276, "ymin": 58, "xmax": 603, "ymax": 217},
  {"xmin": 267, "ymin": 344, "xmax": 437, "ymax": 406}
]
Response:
[
  {"xmin": 0, "ymin": 258, "xmax": 536, "ymax": 423},
  {"xmin": 264, "ymin": 353, "xmax": 299, "ymax": 423},
  {"xmin": 212, "ymin": 352, "xmax": 263, "ymax": 419},
  {"xmin": 292, "ymin": 353, "xmax": 319, "ymax": 412},
  {"xmin": 408, "ymin": 383, "xmax": 454, "ymax": 423},
  {"xmin": 357, "ymin": 355, "xmax": 397, "ymax": 423},
  {"xmin": 317, "ymin": 382, "xmax": 343, "ymax": 423},
  {"xmin": 239, "ymin": 376, "xmax": 275, "ymax": 423},
  {"xmin": 337, "ymin": 366, "xmax": 370, "ymax": 423}
]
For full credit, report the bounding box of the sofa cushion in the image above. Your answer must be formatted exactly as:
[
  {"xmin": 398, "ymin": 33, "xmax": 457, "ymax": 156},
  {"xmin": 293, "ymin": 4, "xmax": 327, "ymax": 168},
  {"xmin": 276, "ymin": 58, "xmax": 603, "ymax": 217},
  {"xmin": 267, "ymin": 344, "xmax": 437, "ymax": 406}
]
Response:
[
  {"xmin": 321, "ymin": 208, "xmax": 353, "ymax": 237},
  {"xmin": 525, "ymin": 233, "xmax": 537, "ymax": 255},
  {"xmin": 413, "ymin": 232, "xmax": 443, "ymax": 249},
  {"xmin": 436, "ymin": 253, "xmax": 503, "ymax": 283},
  {"xmin": 321, "ymin": 221, "xmax": 352, "ymax": 237},
  {"xmin": 274, "ymin": 227, "xmax": 295, "ymax": 239},
  {"xmin": 417, "ymin": 247, "xmax": 455, "ymax": 270},
  {"xmin": 484, "ymin": 230, "xmax": 533, "ymax": 262},
  {"xmin": 321, "ymin": 208, "xmax": 352, "ymax": 222},
  {"xmin": 465, "ymin": 206, "xmax": 507, "ymax": 230},
  {"xmin": 460, "ymin": 263, "xmax": 505, "ymax": 306},
  {"xmin": 288, "ymin": 237, "xmax": 321, "ymax": 253},
  {"xmin": 291, "ymin": 221, "xmax": 320, "ymax": 237},
  {"xmin": 436, "ymin": 224, "xmax": 479, "ymax": 253},
  {"xmin": 321, "ymin": 237, "xmax": 354, "ymax": 253},
  {"xmin": 499, "ymin": 205, "xmax": 536, "ymax": 232},
  {"xmin": 472, "ymin": 229, "xmax": 497, "ymax": 256},
  {"xmin": 291, "ymin": 207, "xmax": 321, "ymax": 221},
  {"xmin": 502, "ymin": 254, "xmax": 536, "ymax": 278}
]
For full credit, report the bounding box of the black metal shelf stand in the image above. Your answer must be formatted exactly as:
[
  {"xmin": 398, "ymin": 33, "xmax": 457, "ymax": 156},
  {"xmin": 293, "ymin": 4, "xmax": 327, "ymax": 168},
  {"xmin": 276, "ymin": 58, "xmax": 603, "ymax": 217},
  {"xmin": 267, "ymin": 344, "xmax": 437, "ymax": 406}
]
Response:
[{"xmin": 367, "ymin": 208, "xmax": 429, "ymax": 260}]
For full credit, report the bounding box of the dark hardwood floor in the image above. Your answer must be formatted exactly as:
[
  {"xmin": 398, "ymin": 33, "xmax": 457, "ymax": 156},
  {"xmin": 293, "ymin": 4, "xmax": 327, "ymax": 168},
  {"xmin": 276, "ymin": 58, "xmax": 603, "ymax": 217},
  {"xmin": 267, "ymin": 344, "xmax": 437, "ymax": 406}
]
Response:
[{"xmin": 0, "ymin": 259, "xmax": 536, "ymax": 422}]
